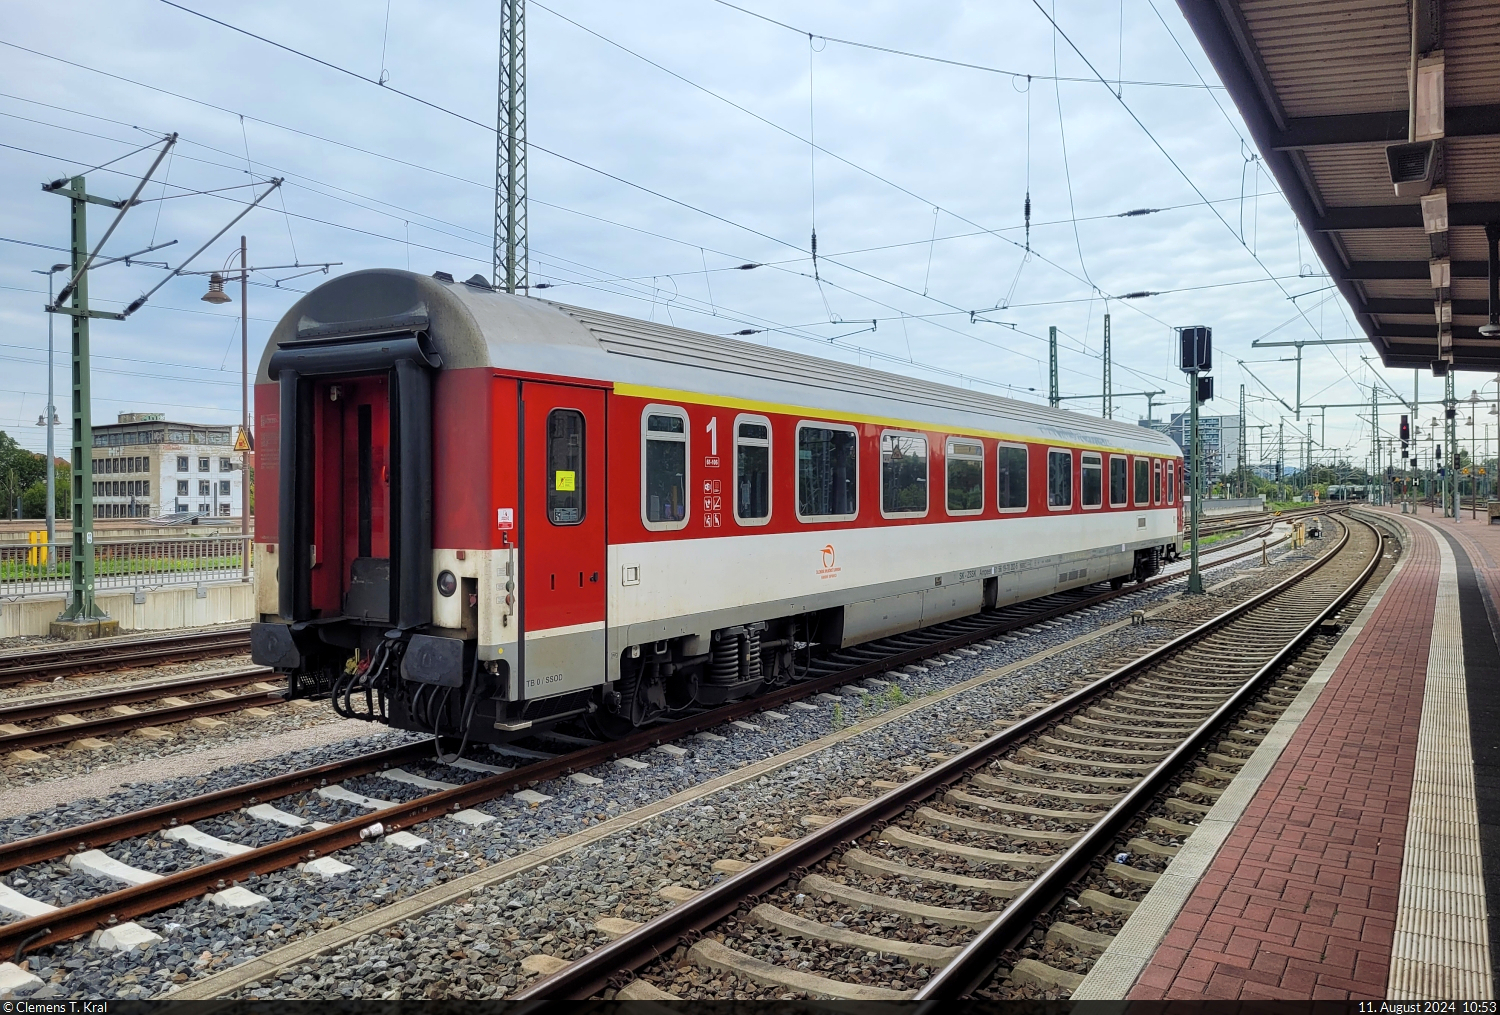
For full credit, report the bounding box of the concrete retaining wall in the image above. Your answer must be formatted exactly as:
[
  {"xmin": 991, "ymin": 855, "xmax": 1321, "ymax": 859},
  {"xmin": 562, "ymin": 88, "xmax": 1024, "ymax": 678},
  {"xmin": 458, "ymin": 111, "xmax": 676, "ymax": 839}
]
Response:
[
  {"xmin": 0, "ymin": 582, "xmax": 253, "ymax": 638},
  {"xmin": 1188, "ymin": 496, "xmax": 1266, "ymax": 517}
]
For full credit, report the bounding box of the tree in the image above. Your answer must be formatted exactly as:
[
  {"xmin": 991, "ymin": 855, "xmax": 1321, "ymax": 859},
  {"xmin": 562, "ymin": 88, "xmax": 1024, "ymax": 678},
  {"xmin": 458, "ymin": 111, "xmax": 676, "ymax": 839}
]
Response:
[
  {"xmin": 21, "ymin": 461, "xmax": 70, "ymax": 520},
  {"xmin": 0, "ymin": 431, "xmax": 47, "ymax": 520}
]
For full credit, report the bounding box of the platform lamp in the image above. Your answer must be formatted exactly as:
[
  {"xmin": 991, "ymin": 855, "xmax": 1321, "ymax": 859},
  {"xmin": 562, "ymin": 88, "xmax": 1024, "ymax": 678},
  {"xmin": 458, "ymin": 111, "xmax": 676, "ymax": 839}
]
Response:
[
  {"xmin": 1481, "ymin": 223, "xmax": 1499, "ymax": 338},
  {"xmin": 196, "ymin": 241, "xmax": 340, "ymax": 579},
  {"xmin": 31, "ymin": 263, "xmax": 70, "ymax": 551},
  {"xmin": 200, "ymin": 240, "xmax": 250, "ymax": 577}
]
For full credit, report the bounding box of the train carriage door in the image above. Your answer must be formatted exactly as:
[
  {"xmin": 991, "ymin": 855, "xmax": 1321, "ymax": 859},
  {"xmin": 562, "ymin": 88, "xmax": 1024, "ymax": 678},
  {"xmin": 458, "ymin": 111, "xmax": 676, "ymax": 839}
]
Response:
[
  {"xmin": 520, "ymin": 382, "xmax": 606, "ymax": 699},
  {"xmin": 307, "ymin": 375, "xmax": 391, "ymax": 621}
]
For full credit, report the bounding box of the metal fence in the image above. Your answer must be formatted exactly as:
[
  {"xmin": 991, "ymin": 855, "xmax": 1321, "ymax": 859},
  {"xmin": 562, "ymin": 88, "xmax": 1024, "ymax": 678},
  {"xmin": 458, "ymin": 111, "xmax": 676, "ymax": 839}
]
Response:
[{"xmin": 0, "ymin": 535, "xmax": 251, "ymax": 598}]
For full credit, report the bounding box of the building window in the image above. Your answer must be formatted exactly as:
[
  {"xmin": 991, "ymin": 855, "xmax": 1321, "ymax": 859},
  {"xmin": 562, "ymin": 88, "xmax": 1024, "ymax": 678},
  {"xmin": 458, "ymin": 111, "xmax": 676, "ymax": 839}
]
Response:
[
  {"xmin": 219, "ymin": 457, "xmax": 233, "ymax": 472},
  {"xmin": 1134, "ymin": 458, "xmax": 1150, "ymax": 506},
  {"xmin": 198, "ymin": 457, "xmax": 210, "ymax": 472},
  {"xmin": 880, "ymin": 432, "xmax": 928, "ymax": 517},
  {"xmin": 142, "ymin": 479, "xmax": 150, "ymax": 495},
  {"xmin": 1081, "ymin": 452, "xmax": 1103, "ymax": 508},
  {"xmin": 1047, "ymin": 449, "xmax": 1073, "ymax": 509},
  {"xmin": 198, "ymin": 480, "xmax": 210, "ymax": 496},
  {"xmin": 946, "ymin": 439, "xmax": 984, "ymax": 515},
  {"xmin": 218, "ymin": 503, "xmax": 231, "ymax": 516},
  {"xmin": 177, "ymin": 456, "xmax": 188, "ymax": 472},
  {"xmin": 734, "ymin": 416, "xmax": 771, "ymax": 525},
  {"xmin": 1109, "ymin": 455, "xmax": 1128, "ymax": 507},
  {"xmin": 796, "ymin": 423, "xmax": 857, "ymax": 520},
  {"xmin": 177, "ymin": 480, "xmax": 189, "ymax": 496},
  {"xmin": 642, "ymin": 407, "xmax": 688, "ymax": 529},
  {"xmin": 198, "ymin": 503, "xmax": 209, "ymax": 514},
  {"xmin": 219, "ymin": 480, "xmax": 230, "ymax": 496},
  {"xmin": 997, "ymin": 444, "xmax": 1028, "ymax": 511}
]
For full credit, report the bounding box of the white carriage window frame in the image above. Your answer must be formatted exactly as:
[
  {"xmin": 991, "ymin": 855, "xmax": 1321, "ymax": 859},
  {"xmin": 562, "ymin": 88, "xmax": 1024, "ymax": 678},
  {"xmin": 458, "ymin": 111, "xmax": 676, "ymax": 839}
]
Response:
[
  {"xmin": 879, "ymin": 429, "xmax": 929, "ymax": 519},
  {"xmin": 944, "ymin": 437, "xmax": 985, "ymax": 516},
  {"xmin": 733, "ymin": 412, "xmax": 773, "ymax": 527},
  {"xmin": 1167, "ymin": 460, "xmax": 1176, "ymax": 505},
  {"xmin": 795, "ymin": 421, "xmax": 860, "ymax": 523},
  {"xmin": 996, "ymin": 442, "xmax": 1029, "ymax": 513},
  {"xmin": 1080, "ymin": 451, "xmax": 1104, "ymax": 511},
  {"xmin": 1153, "ymin": 459, "xmax": 1163, "ymax": 505},
  {"xmin": 1047, "ymin": 448, "xmax": 1074, "ymax": 511},
  {"xmin": 641, "ymin": 404, "xmax": 690, "ymax": 532},
  {"xmin": 1109, "ymin": 454, "xmax": 1129, "ymax": 508}
]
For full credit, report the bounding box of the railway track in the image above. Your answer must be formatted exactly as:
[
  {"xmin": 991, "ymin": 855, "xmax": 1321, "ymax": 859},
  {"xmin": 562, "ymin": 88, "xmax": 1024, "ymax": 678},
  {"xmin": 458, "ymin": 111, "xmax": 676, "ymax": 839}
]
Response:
[
  {"xmin": 0, "ymin": 628, "xmax": 251, "ymax": 687},
  {"xmin": 506, "ymin": 513, "xmax": 1389, "ymax": 1000},
  {"xmin": 0, "ymin": 527, "xmax": 1286, "ymax": 763},
  {"xmin": 0, "ymin": 516, "xmax": 1307, "ymax": 961},
  {"xmin": 0, "ymin": 668, "xmax": 288, "ymax": 755}
]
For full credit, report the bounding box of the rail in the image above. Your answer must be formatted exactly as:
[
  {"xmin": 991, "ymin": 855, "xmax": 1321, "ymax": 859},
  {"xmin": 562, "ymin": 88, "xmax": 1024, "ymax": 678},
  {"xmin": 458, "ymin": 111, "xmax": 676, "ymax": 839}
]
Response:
[
  {"xmin": 0, "ymin": 516, "xmax": 1311, "ymax": 959},
  {"xmin": 512, "ymin": 513, "xmax": 1380, "ymax": 1000},
  {"xmin": 0, "ymin": 535, "xmax": 249, "ymax": 598}
]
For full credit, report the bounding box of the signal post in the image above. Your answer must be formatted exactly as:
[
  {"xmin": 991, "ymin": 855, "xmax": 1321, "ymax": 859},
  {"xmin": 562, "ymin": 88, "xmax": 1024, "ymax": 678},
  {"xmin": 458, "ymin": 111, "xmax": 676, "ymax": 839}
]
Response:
[{"xmin": 1179, "ymin": 326, "xmax": 1213, "ymax": 595}]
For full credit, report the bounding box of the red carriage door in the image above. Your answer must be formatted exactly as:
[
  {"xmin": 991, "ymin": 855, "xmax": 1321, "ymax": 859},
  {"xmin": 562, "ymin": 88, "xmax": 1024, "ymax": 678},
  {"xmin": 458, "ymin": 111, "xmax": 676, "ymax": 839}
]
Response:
[
  {"xmin": 519, "ymin": 382, "xmax": 607, "ymax": 697},
  {"xmin": 307, "ymin": 374, "xmax": 391, "ymax": 619}
]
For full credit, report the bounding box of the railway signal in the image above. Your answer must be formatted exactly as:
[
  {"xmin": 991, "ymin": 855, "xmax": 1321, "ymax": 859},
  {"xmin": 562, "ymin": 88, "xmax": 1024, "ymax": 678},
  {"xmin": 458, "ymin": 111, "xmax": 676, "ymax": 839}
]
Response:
[{"xmin": 1177, "ymin": 326, "xmax": 1212, "ymax": 594}]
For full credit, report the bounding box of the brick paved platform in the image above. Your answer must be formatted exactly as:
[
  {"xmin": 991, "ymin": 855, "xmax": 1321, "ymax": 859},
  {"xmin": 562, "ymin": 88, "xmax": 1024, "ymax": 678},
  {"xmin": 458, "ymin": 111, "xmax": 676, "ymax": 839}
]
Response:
[{"xmin": 1085, "ymin": 510, "xmax": 1496, "ymax": 1000}]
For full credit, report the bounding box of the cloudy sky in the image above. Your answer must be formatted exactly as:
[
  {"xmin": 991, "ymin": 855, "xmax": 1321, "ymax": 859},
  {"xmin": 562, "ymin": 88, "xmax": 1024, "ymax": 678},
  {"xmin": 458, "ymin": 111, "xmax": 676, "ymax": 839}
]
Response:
[{"xmin": 0, "ymin": 0, "xmax": 1455, "ymax": 471}]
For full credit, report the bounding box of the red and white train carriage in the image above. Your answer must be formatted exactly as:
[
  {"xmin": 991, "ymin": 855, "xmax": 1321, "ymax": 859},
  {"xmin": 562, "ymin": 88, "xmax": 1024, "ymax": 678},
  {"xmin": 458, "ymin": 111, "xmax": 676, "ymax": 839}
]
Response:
[{"xmin": 250, "ymin": 268, "xmax": 1184, "ymax": 740}]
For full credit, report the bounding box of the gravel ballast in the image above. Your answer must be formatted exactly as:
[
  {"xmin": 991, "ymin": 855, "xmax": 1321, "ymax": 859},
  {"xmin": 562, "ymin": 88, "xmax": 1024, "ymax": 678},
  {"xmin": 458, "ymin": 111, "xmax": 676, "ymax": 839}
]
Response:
[{"xmin": 0, "ymin": 536, "xmax": 1325, "ymax": 1000}]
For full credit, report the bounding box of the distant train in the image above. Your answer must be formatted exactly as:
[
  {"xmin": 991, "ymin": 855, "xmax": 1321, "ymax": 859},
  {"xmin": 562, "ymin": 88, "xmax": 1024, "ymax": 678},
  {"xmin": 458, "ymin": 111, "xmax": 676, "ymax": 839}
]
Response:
[{"xmin": 249, "ymin": 269, "xmax": 1184, "ymax": 740}]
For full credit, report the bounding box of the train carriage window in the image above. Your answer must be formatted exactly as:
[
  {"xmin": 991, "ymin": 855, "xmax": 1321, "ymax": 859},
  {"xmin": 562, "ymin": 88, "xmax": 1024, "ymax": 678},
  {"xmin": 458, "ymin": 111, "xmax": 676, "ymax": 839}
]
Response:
[
  {"xmin": 946, "ymin": 439, "xmax": 984, "ymax": 515},
  {"xmin": 1109, "ymin": 455, "xmax": 1128, "ymax": 507},
  {"xmin": 546, "ymin": 409, "xmax": 585, "ymax": 526},
  {"xmin": 642, "ymin": 407, "xmax": 689, "ymax": 530},
  {"xmin": 880, "ymin": 432, "xmax": 928, "ymax": 517},
  {"xmin": 1167, "ymin": 461, "xmax": 1176, "ymax": 505},
  {"xmin": 1152, "ymin": 460, "xmax": 1162, "ymax": 504},
  {"xmin": 1048, "ymin": 449, "xmax": 1073, "ymax": 509},
  {"xmin": 997, "ymin": 444, "xmax": 1028, "ymax": 511},
  {"xmin": 1134, "ymin": 457, "xmax": 1150, "ymax": 506},
  {"xmin": 734, "ymin": 415, "xmax": 772, "ymax": 525},
  {"xmin": 796, "ymin": 423, "xmax": 858, "ymax": 520},
  {"xmin": 1081, "ymin": 452, "xmax": 1103, "ymax": 508}
]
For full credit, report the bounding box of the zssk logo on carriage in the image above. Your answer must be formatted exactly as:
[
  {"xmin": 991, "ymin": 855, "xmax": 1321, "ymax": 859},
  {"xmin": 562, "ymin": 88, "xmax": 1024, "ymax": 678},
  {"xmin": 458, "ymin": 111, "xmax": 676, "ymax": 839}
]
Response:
[{"xmin": 817, "ymin": 543, "xmax": 841, "ymax": 580}]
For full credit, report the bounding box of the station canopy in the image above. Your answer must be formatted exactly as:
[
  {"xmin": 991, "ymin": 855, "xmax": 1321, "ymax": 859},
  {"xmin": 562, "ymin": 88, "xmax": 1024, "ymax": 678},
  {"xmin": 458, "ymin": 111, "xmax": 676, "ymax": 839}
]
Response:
[{"xmin": 1182, "ymin": 1, "xmax": 1500, "ymax": 372}]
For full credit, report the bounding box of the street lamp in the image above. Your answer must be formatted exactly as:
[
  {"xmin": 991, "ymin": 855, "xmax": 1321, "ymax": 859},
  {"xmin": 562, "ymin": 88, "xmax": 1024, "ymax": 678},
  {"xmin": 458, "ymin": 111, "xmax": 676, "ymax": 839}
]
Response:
[
  {"xmin": 200, "ymin": 242, "xmax": 251, "ymax": 578},
  {"xmin": 195, "ymin": 246, "xmax": 339, "ymax": 577},
  {"xmin": 30, "ymin": 263, "xmax": 70, "ymax": 550},
  {"xmin": 201, "ymin": 272, "xmax": 231, "ymax": 305}
]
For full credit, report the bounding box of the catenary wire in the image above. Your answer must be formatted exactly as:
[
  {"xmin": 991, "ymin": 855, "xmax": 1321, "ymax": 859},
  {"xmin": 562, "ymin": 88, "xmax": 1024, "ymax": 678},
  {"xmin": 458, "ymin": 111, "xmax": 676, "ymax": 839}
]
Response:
[{"xmin": 706, "ymin": 0, "xmax": 1228, "ymax": 90}]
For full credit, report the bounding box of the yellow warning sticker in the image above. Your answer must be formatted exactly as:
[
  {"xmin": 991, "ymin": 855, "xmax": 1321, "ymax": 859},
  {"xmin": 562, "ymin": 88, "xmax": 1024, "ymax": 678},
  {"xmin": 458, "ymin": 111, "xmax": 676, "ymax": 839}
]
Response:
[
  {"xmin": 555, "ymin": 470, "xmax": 576, "ymax": 492},
  {"xmin": 234, "ymin": 427, "xmax": 252, "ymax": 452}
]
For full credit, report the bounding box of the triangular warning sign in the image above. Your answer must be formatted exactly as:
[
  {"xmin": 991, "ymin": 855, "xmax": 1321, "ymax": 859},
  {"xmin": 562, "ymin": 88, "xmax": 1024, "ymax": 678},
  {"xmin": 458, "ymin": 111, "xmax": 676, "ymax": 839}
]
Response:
[{"xmin": 234, "ymin": 427, "xmax": 253, "ymax": 452}]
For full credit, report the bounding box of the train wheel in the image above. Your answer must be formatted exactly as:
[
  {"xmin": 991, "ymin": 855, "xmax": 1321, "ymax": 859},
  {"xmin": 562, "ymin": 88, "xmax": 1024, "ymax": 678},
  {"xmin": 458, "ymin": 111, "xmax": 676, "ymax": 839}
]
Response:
[{"xmin": 1110, "ymin": 576, "xmax": 1125, "ymax": 590}]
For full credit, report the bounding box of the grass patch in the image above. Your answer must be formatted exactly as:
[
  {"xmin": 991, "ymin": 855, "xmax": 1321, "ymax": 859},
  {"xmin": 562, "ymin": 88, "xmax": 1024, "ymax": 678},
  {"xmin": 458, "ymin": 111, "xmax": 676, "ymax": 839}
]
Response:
[{"xmin": 1192, "ymin": 528, "xmax": 1241, "ymax": 549}]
